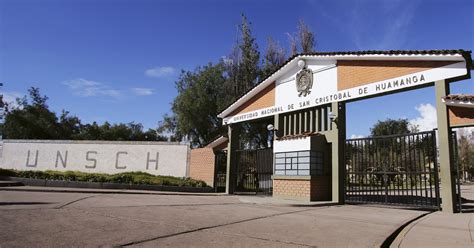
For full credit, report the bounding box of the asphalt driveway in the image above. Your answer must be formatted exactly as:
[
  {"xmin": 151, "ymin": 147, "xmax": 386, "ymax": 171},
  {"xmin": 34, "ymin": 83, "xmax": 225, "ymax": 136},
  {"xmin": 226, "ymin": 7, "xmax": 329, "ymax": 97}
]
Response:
[{"xmin": 0, "ymin": 189, "xmax": 426, "ymax": 247}]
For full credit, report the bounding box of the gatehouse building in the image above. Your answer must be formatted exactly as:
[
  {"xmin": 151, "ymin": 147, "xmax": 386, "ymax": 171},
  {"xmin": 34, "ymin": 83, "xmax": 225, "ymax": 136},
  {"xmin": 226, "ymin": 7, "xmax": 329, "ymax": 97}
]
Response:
[{"xmin": 205, "ymin": 50, "xmax": 474, "ymax": 213}]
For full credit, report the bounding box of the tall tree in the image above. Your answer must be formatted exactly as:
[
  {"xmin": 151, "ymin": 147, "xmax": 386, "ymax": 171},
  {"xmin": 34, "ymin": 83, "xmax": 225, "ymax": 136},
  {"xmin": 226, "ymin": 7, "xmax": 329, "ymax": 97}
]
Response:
[
  {"xmin": 287, "ymin": 33, "xmax": 298, "ymax": 56},
  {"xmin": 164, "ymin": 63, "xmax": 227, "ymax": 147},
  {"xmin": 261, "ymin": 37, "xmax": 286, "ymax": 79},
  {"xmin": 297, "ymin": 19, "xmax": 315, "ymax": 53},
  {"xmin": 370, "ymin": 118, "xmax": 411, "ymax": 137},
  {"xmin": 224, "ymin": 14, "xmax": 260, "ymax": 104},
  {"xmin": 286, "ymin": 19, "xmax": 316, "ymax": 55}
]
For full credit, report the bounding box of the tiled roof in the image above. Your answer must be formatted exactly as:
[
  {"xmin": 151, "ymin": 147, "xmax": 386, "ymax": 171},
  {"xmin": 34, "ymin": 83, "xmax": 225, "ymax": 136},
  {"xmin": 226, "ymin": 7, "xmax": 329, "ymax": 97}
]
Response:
[
  {"xmin": 443, "ymin": 94, "xmax": 474, "ymax": 102},
  {"xmin": 204, "ymin": 135, "xmax": 228, "ymax": 148},
  {"xmin": 219, "ymin": 49, "xmax": 472, "ymax": 117}
]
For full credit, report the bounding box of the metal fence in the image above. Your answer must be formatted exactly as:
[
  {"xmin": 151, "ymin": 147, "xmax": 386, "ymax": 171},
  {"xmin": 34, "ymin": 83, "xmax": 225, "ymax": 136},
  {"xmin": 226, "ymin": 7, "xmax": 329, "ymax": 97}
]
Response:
[
  {"xmin": 234, "ymin": 148, "xmax": 273, "ymax": 194},
  {"xmin": 345, "ymin": 131, "xmax": 440, "ymax": 209}
]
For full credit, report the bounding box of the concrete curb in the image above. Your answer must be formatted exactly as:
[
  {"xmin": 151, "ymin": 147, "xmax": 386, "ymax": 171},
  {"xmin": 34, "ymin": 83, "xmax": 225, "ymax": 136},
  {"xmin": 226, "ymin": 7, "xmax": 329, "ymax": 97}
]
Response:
[
  {"xmin": 0, "ymin": 176, "xmax": 214, "ymax": 193},
  {"xmin": 0, "ymin": 186, "xmax": 225, "ymax": 196},
  {"xmin": 0, "ymin": 181, "xmax": 23, "ymax": 187},
  {"xmin": 385, "ymin": 212, "xmax": 433, "ymax": 248}
]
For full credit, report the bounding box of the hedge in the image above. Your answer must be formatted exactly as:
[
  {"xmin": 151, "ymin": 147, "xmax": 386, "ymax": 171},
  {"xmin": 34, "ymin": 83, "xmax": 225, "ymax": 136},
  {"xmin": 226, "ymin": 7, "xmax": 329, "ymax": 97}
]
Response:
[{"xmin": 0, "ymin": 169, "xmax": 208, "ymax": 188}]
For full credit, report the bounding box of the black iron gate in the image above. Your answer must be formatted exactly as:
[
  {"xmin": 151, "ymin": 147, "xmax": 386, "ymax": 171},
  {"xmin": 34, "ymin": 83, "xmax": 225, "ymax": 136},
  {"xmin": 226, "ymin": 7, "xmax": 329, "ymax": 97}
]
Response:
[
  {"xmin": 234, "ymin": 148, "xmax": 273, "ymax": 194},
  {"xmin": 214, "ymin": 151, "xmax": 227, "ymax": 192},
  {"xmin": 345, "ymin": 131, "xmax": 440, "ymax": 209}
]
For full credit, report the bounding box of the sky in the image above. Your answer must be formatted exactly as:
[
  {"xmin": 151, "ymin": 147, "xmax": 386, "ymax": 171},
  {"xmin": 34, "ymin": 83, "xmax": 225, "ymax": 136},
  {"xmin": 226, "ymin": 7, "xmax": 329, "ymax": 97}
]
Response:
[{"xmin": 0, "ymin": 0, "xmax": 473, "ymax": 138}]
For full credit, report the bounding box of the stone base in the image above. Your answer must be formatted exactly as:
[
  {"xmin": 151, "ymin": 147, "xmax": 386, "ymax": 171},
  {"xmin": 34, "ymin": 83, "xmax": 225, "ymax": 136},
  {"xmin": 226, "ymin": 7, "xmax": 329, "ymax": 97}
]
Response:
[{"xmin": 273, "ymin": 175, "xmax": 331, "ymax": 201}]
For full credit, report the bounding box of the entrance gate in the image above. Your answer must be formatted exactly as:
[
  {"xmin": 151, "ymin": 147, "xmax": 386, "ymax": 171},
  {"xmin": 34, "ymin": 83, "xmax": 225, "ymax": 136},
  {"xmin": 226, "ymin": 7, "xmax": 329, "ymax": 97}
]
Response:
[
  {"xmin": 345, "ymin": 131, "xmax": 440, "ymax": 209},
  {"xmin": 214, "ymin": 151, "xmax": 227, "ymax": 193},
  {"xmin": 234, "ymin": 148, "xmax": 273, "ymax": 194}
]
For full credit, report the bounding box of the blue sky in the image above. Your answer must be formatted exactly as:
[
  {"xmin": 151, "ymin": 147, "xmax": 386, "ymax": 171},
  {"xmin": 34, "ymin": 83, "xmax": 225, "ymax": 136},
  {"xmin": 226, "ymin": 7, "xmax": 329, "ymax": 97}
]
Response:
[{"xmin": 0, "ymin": 0, "xmax": 473, "ymax": 138}]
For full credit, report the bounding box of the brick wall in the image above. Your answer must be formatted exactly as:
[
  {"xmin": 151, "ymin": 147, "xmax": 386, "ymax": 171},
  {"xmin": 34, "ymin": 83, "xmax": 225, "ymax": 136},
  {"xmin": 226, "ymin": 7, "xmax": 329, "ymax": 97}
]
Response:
[
  {"xmin": 273, "ymin": 176, "xmax": 331, "ymax": 201},
  {"xmin": 337, "ymin": 60, "xmax": 456, "ymax": 90},
  {"xmin": 449, "ymin": 106, "xmax": 474, "ymax": 127},
  {"xmin": 273, "ymin": 178, "xmax": 311, "ymax": 199},
  {"xmin": 230, "ymin": 82, "xmax": 275, "ymax": 116},
  {"xmin": 189, "ymin": 148, "xmax": 215, "ymax": 187}
]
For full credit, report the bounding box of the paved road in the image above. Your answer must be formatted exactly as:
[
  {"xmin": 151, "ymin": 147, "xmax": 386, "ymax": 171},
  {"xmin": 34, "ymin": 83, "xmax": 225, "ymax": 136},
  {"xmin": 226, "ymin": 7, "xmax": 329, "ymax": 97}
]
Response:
[{"xmin": 0, "ymin": 190, "xmax": 426, "ymax": 247}]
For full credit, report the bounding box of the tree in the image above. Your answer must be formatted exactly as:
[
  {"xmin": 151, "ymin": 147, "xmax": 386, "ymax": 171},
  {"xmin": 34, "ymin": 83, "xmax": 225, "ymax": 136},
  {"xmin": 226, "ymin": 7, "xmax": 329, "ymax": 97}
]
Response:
[
  {"xmin": 370, "ymin": 118, "xmax": 411, "ymax": 137},
  {"xmin": 286, "ymin": 19, "xmax": 316, "ymax": 55},
  {"xmin": 224, "ymin": 14, "xmax": 260, "ymax": 103},
  {"xmin": 58, "ymin": 110, "xmax": 82, "ymax": 139},
  {"xmin": 287, "ymin": 33, "xmax": 298, "ymax": 56},
  {"xmin": 162, "ymin": 63, "xmax": 227, "ymax": 147},
  {"xmin": 457, "ymin": 128, "xmax": 474, "ymax": 181},
  {"xmin": 3, "ymin": 87, "xmax": 60, "ymax": 139},
  {"xmin": 3, "ymin": 87, "xmax": 166, "ymax": 141},
  {"xmin": 297, "ymin": 20, "xmax": 315, "ymax": 53},
  {"xmin": 260, "ymin": 37, "xmax": 286, "ymax": 79}
]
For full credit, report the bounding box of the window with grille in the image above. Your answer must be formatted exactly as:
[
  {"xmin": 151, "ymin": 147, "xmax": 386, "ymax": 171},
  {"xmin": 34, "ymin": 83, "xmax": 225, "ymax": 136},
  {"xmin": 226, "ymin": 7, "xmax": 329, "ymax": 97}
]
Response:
[{"xmin": 274, "ymin": 151, "xmax": 324, "ymax": 176}]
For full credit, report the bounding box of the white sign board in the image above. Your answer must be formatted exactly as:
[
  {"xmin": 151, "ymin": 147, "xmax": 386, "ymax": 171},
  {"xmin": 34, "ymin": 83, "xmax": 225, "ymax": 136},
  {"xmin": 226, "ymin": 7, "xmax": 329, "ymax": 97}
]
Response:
[
  {"xmin": 224, "ymin": 61, "xmax": 467, "ymax": 124},
  {"xmin": 0, "ymin": 140, "xmax": 189, "ymax": 177}
]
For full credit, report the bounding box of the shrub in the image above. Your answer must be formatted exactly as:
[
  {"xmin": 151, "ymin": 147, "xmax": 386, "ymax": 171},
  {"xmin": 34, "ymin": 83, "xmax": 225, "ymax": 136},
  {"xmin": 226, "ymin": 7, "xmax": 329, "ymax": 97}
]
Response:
[{"xmin": 0, "ymin": 169, "xmax": 208, "ymax": 188}]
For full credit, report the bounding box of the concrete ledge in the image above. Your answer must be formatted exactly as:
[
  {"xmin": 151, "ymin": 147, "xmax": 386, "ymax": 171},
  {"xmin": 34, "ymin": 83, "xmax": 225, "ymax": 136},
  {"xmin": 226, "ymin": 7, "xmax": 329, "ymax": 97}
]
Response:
[
  {"xmin": 0, "ymin": 181, "xmax": 23, "ymax": 187},
  {"xmin": 0, "ymin": 176, "xmax": 214, "ymax": 193},
  {"xmin": 272, "ymin": 175, "xmax": 311, "ymax": 180},
  {"xmin": 272, "ymin": 194, "xmax": 311, "ymax": 202}
]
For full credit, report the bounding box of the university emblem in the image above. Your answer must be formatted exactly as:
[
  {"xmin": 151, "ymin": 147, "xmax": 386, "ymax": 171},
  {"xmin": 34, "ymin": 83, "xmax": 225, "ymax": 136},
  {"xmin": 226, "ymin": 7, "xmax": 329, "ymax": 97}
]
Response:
[{"xmin": 296, "ymin": 67, "xmax": 313, "ymax": 97}]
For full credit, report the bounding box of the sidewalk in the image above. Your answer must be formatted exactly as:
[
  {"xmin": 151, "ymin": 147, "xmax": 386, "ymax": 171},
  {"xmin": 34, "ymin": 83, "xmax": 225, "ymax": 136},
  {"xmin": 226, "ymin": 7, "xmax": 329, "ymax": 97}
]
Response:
[{"xmin": 392, "ymin": 211, "xmax": 474, "ymax": 248}]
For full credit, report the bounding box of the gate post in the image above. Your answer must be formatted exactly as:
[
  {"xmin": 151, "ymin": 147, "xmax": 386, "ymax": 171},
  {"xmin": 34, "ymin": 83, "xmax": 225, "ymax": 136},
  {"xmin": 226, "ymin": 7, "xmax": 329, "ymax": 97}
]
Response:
[
  {"xmin": 225, "ymin": 124, "xmax": 240, "ymax": 194},
  {"xmin": 435, "ymin": 79, "xmax": 456, "ymax": 213},
  {"xmin": 328, "ymin": 101, "xmax": 346, "ymax": 204}
]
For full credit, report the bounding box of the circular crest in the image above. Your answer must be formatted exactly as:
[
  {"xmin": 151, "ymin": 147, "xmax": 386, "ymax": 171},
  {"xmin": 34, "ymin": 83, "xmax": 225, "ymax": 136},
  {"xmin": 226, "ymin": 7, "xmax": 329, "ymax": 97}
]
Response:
[{"xmin": 296, "ymin": 68, "xmax": 313, "ymax": 97}]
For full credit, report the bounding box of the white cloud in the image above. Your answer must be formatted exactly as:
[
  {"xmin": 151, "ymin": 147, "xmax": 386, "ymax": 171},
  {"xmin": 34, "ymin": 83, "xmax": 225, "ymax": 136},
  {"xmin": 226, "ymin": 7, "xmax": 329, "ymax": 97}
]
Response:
[
  {"xmin": 131, "ymin": 87, "xmax": 155, "ymax": 96},
  {"xmin": 350, "ymin": 134, "xmax": 366, "ymax": 139},
  {"xmin": 62, "ymin": 78, "xmax": 121, "ymax": 98},
  {"xmin": 145, "ymin": 66, "xmax": 175, "ymax": 78},
  {"xmin": 409, "ymin": 103, "xmax": 437, "ymax": 132}
]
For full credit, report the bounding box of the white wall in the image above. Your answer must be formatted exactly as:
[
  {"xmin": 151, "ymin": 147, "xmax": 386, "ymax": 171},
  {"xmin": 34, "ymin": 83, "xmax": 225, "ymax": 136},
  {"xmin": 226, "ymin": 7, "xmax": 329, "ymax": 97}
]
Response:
[
  {"xmin": 273, "ymin": 137, "xmax": 311, "ymax": 153},
  {"xmin": 275, "ymin": 59, "xmax": 338, "ymax": 111},
  {"xmin": 0, "ymin": 140, "xmax": 189, "ymax": 177}
]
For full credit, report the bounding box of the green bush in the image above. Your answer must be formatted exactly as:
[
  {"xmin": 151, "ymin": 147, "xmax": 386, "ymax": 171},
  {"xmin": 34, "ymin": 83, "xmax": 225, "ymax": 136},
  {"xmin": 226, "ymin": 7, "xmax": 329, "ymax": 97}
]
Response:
[{"xmin": 0, "ymin": 169, "xmax": 208, "ymax": 188}]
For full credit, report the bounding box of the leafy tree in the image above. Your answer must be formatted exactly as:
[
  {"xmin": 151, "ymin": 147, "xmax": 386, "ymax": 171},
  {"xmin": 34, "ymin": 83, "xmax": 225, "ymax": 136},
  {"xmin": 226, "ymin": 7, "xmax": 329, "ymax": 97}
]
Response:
[
  {"xmin": 58, "ymin": 110, "xmax": 82, "ymax": 139},
  {"xmin": 3, "ymin": 87, "xmax": 60, "ymax": 139},
  {"xmin": 2, "ymin": 87, "xmax": 166, "ymax": 141},
  {"xmin": 370, "ymin": 118, "xmax": 411, "ymax": 137},
  {"xmin": 163, "ymin": 63, "xmax": 227, "ymax": 147},
  {"xmin": 162, "ymin": 16, "xmax": 318, "ymax": 148}
]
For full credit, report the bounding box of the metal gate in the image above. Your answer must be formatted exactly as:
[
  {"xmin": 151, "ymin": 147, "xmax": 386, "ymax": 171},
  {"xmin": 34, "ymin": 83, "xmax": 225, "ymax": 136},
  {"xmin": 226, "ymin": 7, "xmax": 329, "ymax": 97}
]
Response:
[
  {"xmin": 234, "ymin": 148, "xmax": 273, "ymax": 194},
  {"xmin": 214, "ymin": 151, "xmax": 227, "ymax": 192},
  {"xmin": 345, "ymin": 131, "xmax": 440, "ymax": 209}
]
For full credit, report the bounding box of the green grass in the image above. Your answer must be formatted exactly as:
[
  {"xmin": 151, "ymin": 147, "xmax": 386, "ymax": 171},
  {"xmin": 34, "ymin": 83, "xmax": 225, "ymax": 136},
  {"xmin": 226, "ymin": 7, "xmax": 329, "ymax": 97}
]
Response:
[{"xmin": 0, "ymin": 168, "xmax": 208, "ymax": 188}]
